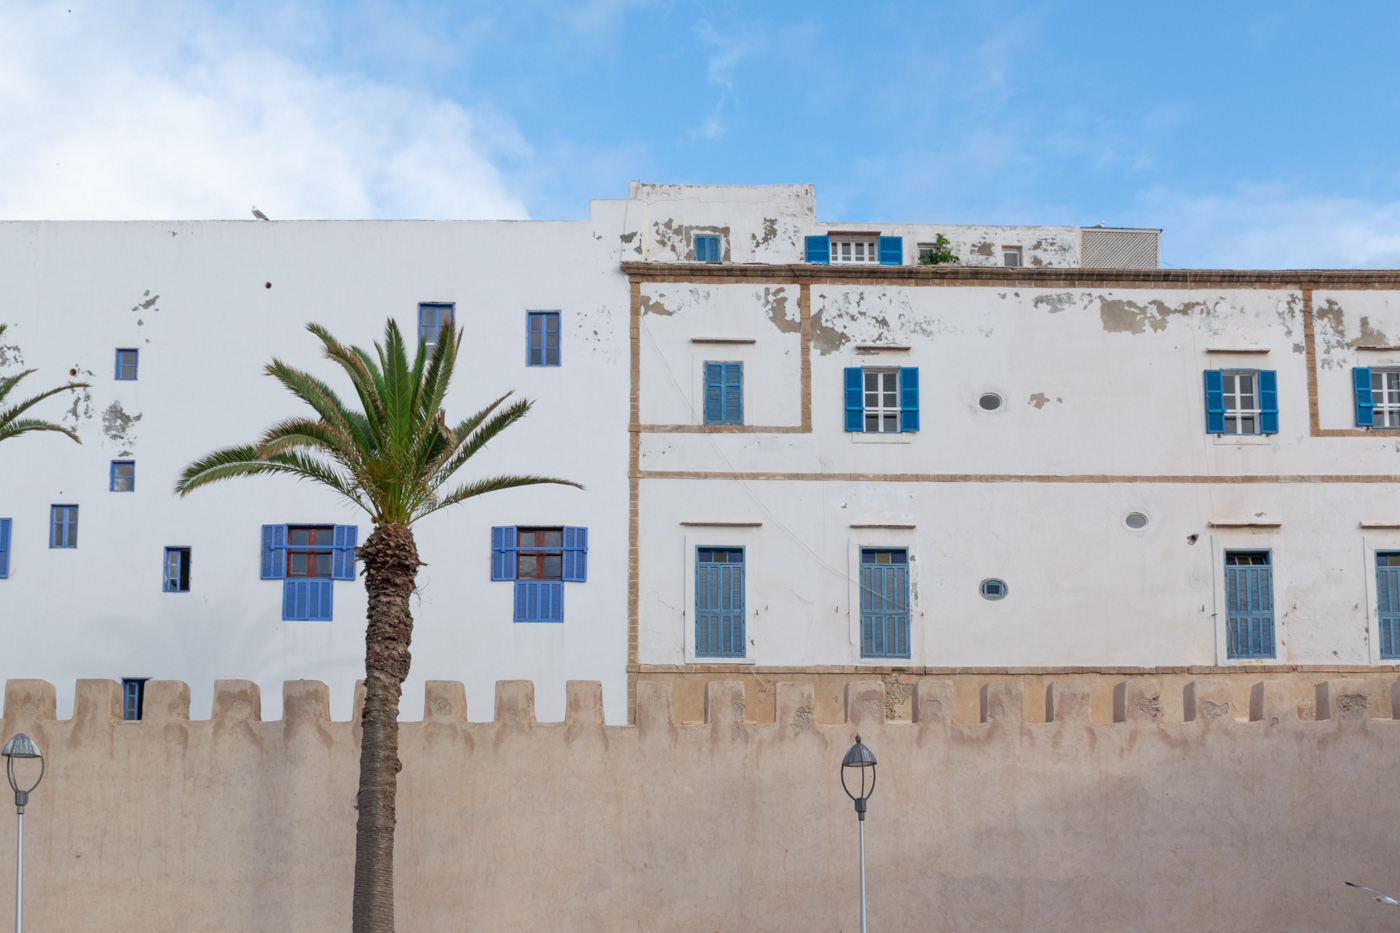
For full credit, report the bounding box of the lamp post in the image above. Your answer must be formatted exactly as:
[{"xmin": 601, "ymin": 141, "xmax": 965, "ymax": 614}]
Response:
[
  {"xmin": 1, "ymin": 735, "xmax": 43, "ymax": 933},
  {"xmin": 841, "ymin": 734, "xmax": 877, "ymax": 933}
]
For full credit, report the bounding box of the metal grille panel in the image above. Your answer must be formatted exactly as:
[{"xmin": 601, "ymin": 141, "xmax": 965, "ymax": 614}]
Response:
[{"xmin": 1081, "ymin": 228, "xmax": 1160, "ymax": 269}]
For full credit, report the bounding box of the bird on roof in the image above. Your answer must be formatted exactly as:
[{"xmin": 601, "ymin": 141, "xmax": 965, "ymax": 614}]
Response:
[
  {"xmin": 1345, "ymin": 882, "xmax": 1400, "ymax": 905},
  {"xmin": 251, "ymin": 207, "xmax": 269, "ymax": 221}
]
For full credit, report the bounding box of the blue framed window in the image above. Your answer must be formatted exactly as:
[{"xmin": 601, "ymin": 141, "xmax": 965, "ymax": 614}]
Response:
[
  {"xmin": 704, "ymin": 362, "xmax": 743, "ymax": 424},
  {"xmin": 50, "ymin": 505, "xmax": 77, "ymax": 548},
  {"xmin": 695, "ymin": 547, "xmax": 745, "ymax": 658},
  {"xmin": 694, "ymin": 235, "xmax": 721, "ymax": 263},
  {"xmin": 418, "ymin": 303, "xmax": 455, "ymax": 350},
  {"xmin": 1355, "ymin": 368, "xmax": 1400, "ymax": 428},
  {"xmin": 1225, "ymin": 550, "xmax": 1274, "ymax": 659},
  {"xmin": 121, "ymin": 678, "xmax": 148, "ymax": 721},
  {"xmin": 164, "ymin": 547, "xmax": 191, "ymax": 593},
  {"xmin": 527, "ymin": 311, "xmax": 561, "ymax": 366},
  {"xmin": 115, "ymin": 349, "xmax": 139, "ymax": 380},
  {"xmin": 110, "ymin": 460, "xmax": 135, "ymax": 492},
  {"xmin": 1204, "ymin": 369, "xmax": 1277, "ymax": 435},
  {"xmin": 860, "ymin": 548, "xmax": 909, "ymax": 658},
  {"xmin": 1378, "ymin": 552, "xmax": 1400, "ymax": 659},
  {"xmin": 490, "ymin": 526, "xmax": 587, "ymax": 622},
  {"xmin": 259, "ymin": 524, "xmax": 357, "ymax": 620},
  {"xmin": 0, "ymin": 518, "xmax": 10, "ymax": 578},
  {"xmin": 845, "ymin": 367, "xmax": 919, "ymax": 433}
]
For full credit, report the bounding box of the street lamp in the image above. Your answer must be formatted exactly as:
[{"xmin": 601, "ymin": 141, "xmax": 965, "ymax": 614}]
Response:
[
  {"xmin": 841, "ymin": 734, "xmax": 877, "ymax": 933},
  {"xmin": 1, "ymin": 735, "xmax": 43, "ymax": 933}
]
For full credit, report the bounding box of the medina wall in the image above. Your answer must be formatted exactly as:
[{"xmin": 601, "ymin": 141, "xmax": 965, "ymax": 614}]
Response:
[{"xmin": 2, "ymin": 675, "xmax": 1399, "ymax": 932}]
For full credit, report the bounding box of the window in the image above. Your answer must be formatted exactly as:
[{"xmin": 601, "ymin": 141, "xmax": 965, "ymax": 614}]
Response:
[
  {"xmin": 1203, "ymin": 369, "xmax": 1278, "ymax": 435},
  {"xmin": 978, "ymin": 393, "xmax": 1002, "ymax": 411},
  {"xmin": 1379, "ymin": 553, "xmax": 1400, "ymax": 659},
  {"xmin": 121, "ymin": 678, "xmax": 148, "ymax": 721},
  {"xmin": 527, "ymin": 311, "xmax": 561, "ymax": 367},
  {"xmin": 805, "ymin": 235, "xmax": 902, "ymax": 265},
  {"xmin": 832, "ymin": 237, "xmax": 879, "ymax": 264},
  {"xmin": 696, "ymin": 547, "xmax": 745, "ymax": 658},
  {"xmin": 704, "ymin": 362, "xmax": 742, "ymax": 424},
  {"xmin": 1355, "ymin": 367, "xmax": 1400, "ymax": 427},
  {"xmin": 490, "ymin": 526, "xmax": 587, "ymax": 622},
  {"xmin": 110, "ymin": 460, "xmax": 135, "ymax": 492},
  {"xmin": 164, "ymin": 547, "xmax": 191, "ymax": 593},
  {"xmin": 980, "ymin": 578, "xmax": 1008, "ymax": 600},
  {"xmin": 115, "ymin": 349, "xmax": 138, "ymax": 381},
  {"xmin": 0, "ymin": 518, "xmax": 10, "ymax": 578},
  {"xmin": 694, "ymin": 235, "xmax": 721, "ymax": 262},
  {"xmin": 50, "ymin": 505, "xmax": 77, "ymax": 548},
  {"xmin": 418, "ymin": 303, "xmax": 454, "ymax": 350},
  {"xmin": 259, "ymin": 524, "xmax": 358, "ymax": 621},
  {"xmin": 844, "ymin": 367, "xmax": 919, "ymax": 433},
  {"xmin": 1225, "ymin": 550, "xmax": 1274, "ymax": 659},
  {"xmin": 860, "ymin": 548, "xmax": 909, "ymax": 658},
  {"xmin": 1003, "ymin": 247, "xmax": 1022, "ymax": 267}
]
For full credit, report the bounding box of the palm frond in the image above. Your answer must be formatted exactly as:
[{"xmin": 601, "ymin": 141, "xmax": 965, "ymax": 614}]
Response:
[
  {"xmin": 175, "ymin": 444, "xmax": 367, "ymax": 508},
  {"xmin": 415, "ymin": 474, "xmax": 584, "ymax": 521},
  {"xmin": 0, "ymin": 418, "xmax": 83, "ymax": 444},
  {"xmin": 431, "ymin": 397, "xmax": 534, "ymax": 485}
]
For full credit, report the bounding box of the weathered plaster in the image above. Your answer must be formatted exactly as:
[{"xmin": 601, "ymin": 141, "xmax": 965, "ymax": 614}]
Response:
[
  {"xmin": 101, "ymin": 400, "xmax": 142, "ymax": 454},
  {"xmin": 1097, "ymin": 296, "xmax": 1207, "ymax": 334}
]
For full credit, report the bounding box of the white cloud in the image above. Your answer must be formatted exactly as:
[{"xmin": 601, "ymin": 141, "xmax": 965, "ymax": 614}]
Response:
[{"xmin": 0, "ymin": 2, "xmax": 530, "ymax": 220}]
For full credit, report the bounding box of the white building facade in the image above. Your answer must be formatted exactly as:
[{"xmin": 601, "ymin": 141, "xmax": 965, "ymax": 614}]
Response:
[{"xmin": 4, "ymin": 183, "xmax": 1397, "ymax": 724}]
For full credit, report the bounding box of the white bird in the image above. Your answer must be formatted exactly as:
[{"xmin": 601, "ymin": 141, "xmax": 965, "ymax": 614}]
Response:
[
  {"xmin": 251, "ymin": 207, "xmax": 270, "ymax": 221},
  {"xmin": 1345, "ymin": 882, "xmax": 1400, "ymax": 905}
]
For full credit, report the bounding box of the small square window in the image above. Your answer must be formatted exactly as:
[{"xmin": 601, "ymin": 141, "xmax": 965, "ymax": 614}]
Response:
[
  {"xmin": 831, "ymin": 237, "xmax": 879, "ymax": 264},
  {"xmin": 121, "ymin": 678, "xmax": 149, "ymax": 721},
  {"xmin": 1003, "ymin": 247, "xmax": 1022, "ymax": 267},
  {"xmin": 164, "ymin": 547, "xmax": 191, "ymax": 592},
  {"xmin": 115, "ymin": 349, "xmax": 139, "ymax": 380},
  {"xmin": 694, "ymin": 235, "xmax": 721, "ymax": 263},
  {"xmin": 863, "ymin": 369, "xmax": 901, "ymax": 434},
  {"xmin": 50, "ymin": 505, "xmax": 78, "ymax": 548},
  {"xmin": 418, "ymin": 303, "xmax": 455, "ymax": 350},
  {"xmin": 110, "ymin": 460, "xmax": 135, "ymax": 492},
  {"xmin": 1221, "ymin": 371, "xmax": 1260, "ymax": 435},
  {"xmin": 527, "ymin": 312, "xmax": 561, "ymax": 367},
  {"xmin": 287, "ymin": 525, "xmax": 334, "ymax": 577},
  {"xmin": 517, "ymin": 527, "xmax": 564, "ymax": 578}
]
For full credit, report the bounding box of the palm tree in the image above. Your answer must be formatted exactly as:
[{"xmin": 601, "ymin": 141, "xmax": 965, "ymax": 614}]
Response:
[
  {"xmin": 176, "ymin": 319, "xmax": 579, "ymax": 932},
  {"xmin": 0, "ymin": 324, "xmax": 90, "ymax": 445}
]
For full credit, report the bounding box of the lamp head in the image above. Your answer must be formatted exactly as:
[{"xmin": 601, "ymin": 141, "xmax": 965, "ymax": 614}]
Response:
[
  {"xmin": 1, "ymin": 734, "xmax": 40, "ymax": 760},
  {"xmin": 840, "ymin": 734, "xmax": 877, "ymax": 818},
  {"xmin": 2, "ymin": 734, "xmax": 45, "ymax": 809}
]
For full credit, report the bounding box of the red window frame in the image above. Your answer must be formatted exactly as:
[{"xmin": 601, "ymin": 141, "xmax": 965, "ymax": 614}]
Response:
[
  {"xmin": 516, "ymin": 527, "xmax": 564, "ymax": 579},
  {"xmin": 287, "ymin": 525, "xmax": 334, "ymax": 578}
]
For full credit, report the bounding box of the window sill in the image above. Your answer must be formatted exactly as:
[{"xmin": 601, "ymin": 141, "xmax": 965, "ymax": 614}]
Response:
[
  {"xmin": 1212, "ymin": 434, "xmax": 1273, "ymax": 446},
  {"xmin": 852, "ymin": 432, "xmax": 911, "ymax": 444}
]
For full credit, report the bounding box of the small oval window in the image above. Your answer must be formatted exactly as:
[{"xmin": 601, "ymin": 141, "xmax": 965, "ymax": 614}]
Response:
[
  {"xmin": 980, "ymin": 579, "xmax": 1008, "ymax": 600},
  {"xmin": 978, "ymin": 393, "xmax": 1002, "ymax": 411},
  {"xmin": 1124, "ymin": 512, "xmax": 1149, "ymax": 530}
]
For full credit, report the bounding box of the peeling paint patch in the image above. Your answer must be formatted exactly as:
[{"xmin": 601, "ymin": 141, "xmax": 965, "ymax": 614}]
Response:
[
  {"xmin": 972, "ymin": 241, "xmax": 995, "ymax": 257},
  {"xmin": 1033, "ymin": 292, "xmax": 1080, "ymax": 314},
  {"xmin": 810, "ymin": 288, "xmax": 990, "ymax": 355},
  {"xmin": 1314, "ymin": 299, "xmax": 1398, "ymax": 368},
  {"xmin": 62, "ymin": 368, "xmax": 95, "ymax": 433},
  {"xmin": 619, "ymin": 231, "xmax": 637, "ymax": 244},
  {"xmin": 1098, "ymin": 297, "xmax": 1205, "ymax": 334},
  {"xmin": 751, "ymin": 218, "xmax": 778, "ymax": 249},
  {"xmin": 762, "ymin": 287, "xmax": 798, "ymax": 335},
  {"xmin": 130, "ymin": 292, "xmax": 159, "ymax": 313},
  {"xmin": 640, "ymin": 296, "xmax": 673, "ymax": 317},
  {"xmin": 1292, "ymin": 342, "xmax": 1305, "ymax": 355},
  {"xmin": 570, "ymin": 306, "xmax": 619, "ymax": 364},
  {"xmin": 102, "ymin": 401, "xmax": 143, "ymax": 448},
  {"xmin": 0, "ymin": 336, "xmax": 23, "ymax": 369},
  {"xmin": 652, "ymin": 219, "xmax": 732, "ymax": 262},
  {"xmin": 1027, "ymin": 393, "xmax": 1062, "ymax": 409}
]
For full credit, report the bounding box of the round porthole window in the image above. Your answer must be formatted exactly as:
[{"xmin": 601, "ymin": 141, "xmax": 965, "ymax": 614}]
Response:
[
  {"xmin": 1124, "ymin": 512, "xmax": 1149, "ymax": 530},
  {"xmin": 978, "ymin": 393, "xmax": 1002, "ymax": 411},
  {"xmin": 980, "ymin": 579, "xmax": 1008, "ymax": 600}
]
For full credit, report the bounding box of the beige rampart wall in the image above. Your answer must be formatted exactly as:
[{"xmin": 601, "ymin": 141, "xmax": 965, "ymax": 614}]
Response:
[{"xmin": 2, "ymin": 675, "xmax": 1399, "ymax": 932}]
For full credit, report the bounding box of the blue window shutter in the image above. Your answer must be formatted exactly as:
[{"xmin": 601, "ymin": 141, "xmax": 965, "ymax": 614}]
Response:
[
  {"xmin": 1355, "ymin": 367, "xmax": 1375, "ymax": 426},
  {"xmin": 309, "ymin": 579, "xmax": 333, "ymax": 620},
  {"xmin": 899, "ymin": 367, "xmax": 920, "ymax": 432},
  {"xmin": 491, "ymin": 526, "xmax": 517, "ymax": 580},
  {"xmin": 724, "ymin": 362, "xmax": 742, "ymax": 424},
  {"xmin": 562, "ymin": 527, "xmax": 588, "ymax": 582},
  {"xmin": 261, "ymin": 525, "xmax": 287, "ymax": 579},
  {"xmin": 331, "ymin": 525, "xmax": 358, "ymax": 580},
  {"xmin": 0, "ymin": 518, "xmax": 10, "ymax": 578},
  {"xmin": 805, "ymin": 235, "xmax": 830, "ymax": 264},
  {"xmin": 513, "ymin": 580, "xmax": 565, "ymax": 622},
  {"xmin": 844, "ymin": 367, "xmax": 864, "ymax": 431},
  {"xmin": 704, "ymin": 363, "xmax": 723, "ymax": 423},
  {"xmin": 1203, "ymin": 370, "xmax": 1226, "ymax": 433},
  {"xmin": 283, "ymin": 579, "xmax": 304, "ymax": 620},
  {"xmin": 878, "ymin": 236, "xmax": 903, "ymax": 265},
  {"xmin": 544, "ymin": 580, "xmax": 564, "ymax": 621},
  {"xmin": 1258, "ymin": 370, "xmax": 1279, "ymax": 434}
]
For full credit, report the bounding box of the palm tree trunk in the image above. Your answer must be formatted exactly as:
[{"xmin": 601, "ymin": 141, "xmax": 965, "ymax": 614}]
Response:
[{"xmin": 352, "ymin": 522, "xmax": 420, "ymax": 933}]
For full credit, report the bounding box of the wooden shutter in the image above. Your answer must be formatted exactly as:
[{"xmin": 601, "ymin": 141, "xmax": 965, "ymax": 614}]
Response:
[
  {"xmin": 331, "ymin": 525, "xmax": 358, "ymax": 580},
  {"xmin": 1379, "ymin": 556, "xmax": 1400, "ymax": 659},
  {"xmin": 860, "ymin": 561, "xmax": 910, "ymax": 658},
  {"xmin": 261, "ymin": 525, "xmax": 287, "ymax": 579},
  {"xmin": 899, "ymin": 367, "xmax": 920, "ymax": 432},
  {"xmin": 723, "ymin": 362, "xmax": 742, "ymax": 423},
  {"xmin": 1355, "ymin": 368, "xmax": 1374, "ymax": 426},
  {"xmin": 514, "ymin": 580, "xmax": 564, "ymax": 622},
  {"xmin": 878, "ymin": 236, "xmax": 903, "ymax": 265},
  {"xmin": 805, "ymin": 235, "xmax": 830, "ymax": 264},
  {"xmin": 562, "ymin": 527, "xmax": 588, "ymax": 581},
  {"xmin": 844, "ymin": 368, "xmax": 864, "ymax": 431},
  {"xmin": 0, "ymin": 518, "xmax": 10, "ymax": 578},
  {"xmin": 1225, "ymin": 559, "xmax": 1274, "ymax": 659},
  {"xmin": 695, "ymin": 555, "xmax": 745, "ymax": 658},
  {"xmin": 704, "ymin": 363, "xmax": 723, "ymax": 423},
  {"xmin": 283, "ymin": 579, "xmax": 334, "ymax": 621},
  {"xmin": 491, "ymin": 527, "xmax": 517, "ymax": 580},
  {"xmin": 1258, "ymin": 370, "xmax": 1278, "ymax": 434},
  {"xmin": 1203, "ymin": 370, "xmax": 1225, "ymax": 433}
]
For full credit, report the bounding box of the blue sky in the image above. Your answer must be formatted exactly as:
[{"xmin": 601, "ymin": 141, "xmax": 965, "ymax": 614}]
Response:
[{"xmin": 2, "ymin": 0, "xmax": 1398, "ymax": 267}]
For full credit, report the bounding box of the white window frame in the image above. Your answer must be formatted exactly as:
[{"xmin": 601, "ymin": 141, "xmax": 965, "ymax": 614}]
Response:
[
  {"xmin": 830, "ymin": 237, "xmax": 880, "ymax": 264},
  {"xmin": 1222, "ymin": 370, "xmax": 1260, "ymax": 435},
  {"xmin": 862, "ymin": 368, "xmax": 901, "ymax": 434},
  {"xmin": 1373, "ymin": 369, "xmax": 1400, "ymax": 428},
  {"xmin": 1002, "ymin": 246, "xmax": 1022, "ymax": 267}
]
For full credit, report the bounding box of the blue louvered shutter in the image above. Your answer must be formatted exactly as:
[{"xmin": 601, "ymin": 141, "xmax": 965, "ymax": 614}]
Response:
[
  {"xmin": 704, "ymin": 363, "xmax": 723, "ymax": 423},
  {"xmin": 1378, "ymin": 556, "xmax": 1400, "ymax": 659},
  {"xmin": 845, "ymin": 367, "xmax": 864, "ymax": 431},
  {"xmin": 805, "ymin": 235, "xmax": 830, "ymax": 264},
  {"xmin": 723, "ymin": 362, "xmax": 742, "ymax": 423},
  {"xmin": 283, "ymin": 579, "xmax": 334, "ymax": 621},
  {"xmin": 261, "ymin": 525, "xmax": 287, "ymax": 579},
  {"xmin": 1257, "ymin": 370, "xmax": 1278, "ymax": 434},
  {"xmin": 1203, "ymin": 370, "xmax": 1225, "ymax": 433},
  {"xmin": 331, "ymin": 525, "xmax": 358, "ymax": 579},
  {"xmin": 1355, "ymin": 367, "xmax": 1375, "ymax": 426},
  {"xmin": 1225, "ymin": 562, "xmax": 1274, "ymax": 659},
  {"xmin": 878, "ymin": 236, "xmax": 903, "ymax": 265},
  {"xmin": 514, "ymin": 580, "xmax": 564, "ymax": 622},
  {"xmin": 562, "ymin": 527, "xmax": 588, "ymax": 581},
  {"xmin": 0, "ymin": 518, "xmax": 10, "ymax": 578},
  {"xmin": 491, "ymin": 527, "xmax": 517, "ymax": 580},
  {"xmin": 899, "ymin": 367, "xmax": 920, "ymax": 432}
]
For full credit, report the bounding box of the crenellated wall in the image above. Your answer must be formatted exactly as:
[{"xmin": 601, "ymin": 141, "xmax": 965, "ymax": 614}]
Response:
[{"xmin": 1, "ymin": 675, "xmax": 1398, "ymax": 931}]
